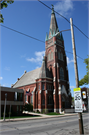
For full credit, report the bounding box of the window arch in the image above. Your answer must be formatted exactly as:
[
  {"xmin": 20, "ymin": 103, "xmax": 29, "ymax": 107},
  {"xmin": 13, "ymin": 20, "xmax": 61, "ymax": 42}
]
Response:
[{"xmin": 60, "ymin": 67, "xmax": 64, "ymax": 80}]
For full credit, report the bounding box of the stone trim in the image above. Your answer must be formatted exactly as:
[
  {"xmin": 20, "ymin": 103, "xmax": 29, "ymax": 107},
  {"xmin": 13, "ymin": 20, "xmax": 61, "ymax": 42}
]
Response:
[
  {"xmin": 33, "ymin": 87, "xmax": 36, "ymax": 92},
  {"xmin": 59, "ymin": 109, "xmax": 61, "ymax": 113},
  {"xmin": 53, "ymin": 63, "xmax": 56, "ymax": 67},
  {"xmin": 54, "ymin": 109, "xmax": 59, "ymax": 112},
  {"xmin": 37, "ymin": 109, "xmax": 42, "ymax": 112},
  {"xmin": 46, "ymin": 90, "xmax": 48, "ymax": 94},
  {"xmin": 39, "ymin": 90, "xmax": 41, "ymax": 94},
  {"xmin": 53, "ymin": 77, "xmax": 56, "ymax": 82},
  {"xmin": 58, "ymin": 79, "xmax": 60, "ymax": 82},
  {"xmin": 58, "ymin": 85, "xmax": 61, "ymax": 90},
  {"xmin": 58, "ymin": 90, "xmax": 61, "ymax": 95},
  {"xmin": 53, "ymin": 89, "xmax": 55, "ymax": 95}
]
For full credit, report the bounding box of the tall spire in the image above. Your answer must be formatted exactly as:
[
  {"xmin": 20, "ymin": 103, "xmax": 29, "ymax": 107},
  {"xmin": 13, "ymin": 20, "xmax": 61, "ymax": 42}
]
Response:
[
  {"xmin": 49, "ymin": 4, "xmax": 59, "ymax": 36},
  {"xmin": 39, "ymin": 57, "xmax": 52, "ymax": 78}
]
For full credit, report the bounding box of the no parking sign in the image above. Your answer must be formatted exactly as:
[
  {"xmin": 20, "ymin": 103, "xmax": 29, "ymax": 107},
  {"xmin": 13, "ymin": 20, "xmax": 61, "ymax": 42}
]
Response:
[{"xmin": 74, "ymin": 88, "xmax": 83, "ymax": 112}]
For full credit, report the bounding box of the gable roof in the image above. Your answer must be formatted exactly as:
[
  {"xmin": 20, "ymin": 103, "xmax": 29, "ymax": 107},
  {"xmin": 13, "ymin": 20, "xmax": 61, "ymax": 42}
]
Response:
[{"xmin": 12, "ymin": 68, "xmax": 41, "ymax": 88}]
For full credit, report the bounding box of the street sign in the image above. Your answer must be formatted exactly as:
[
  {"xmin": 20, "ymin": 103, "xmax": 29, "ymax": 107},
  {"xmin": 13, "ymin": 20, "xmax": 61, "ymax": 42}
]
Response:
[
  {"xmin": 82, "ymin": 91, "xmax": 86, "ymax": 99},
  {"xmin": 74, "ymin": 88, "xmax": 82, "ymax": 112}
]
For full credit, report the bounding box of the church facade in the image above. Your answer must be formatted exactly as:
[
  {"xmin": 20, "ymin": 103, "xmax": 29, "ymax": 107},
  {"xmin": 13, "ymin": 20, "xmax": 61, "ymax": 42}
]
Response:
[{"xmin": 12, "ymin": 7, "xmax": 72, "ymax": 113}]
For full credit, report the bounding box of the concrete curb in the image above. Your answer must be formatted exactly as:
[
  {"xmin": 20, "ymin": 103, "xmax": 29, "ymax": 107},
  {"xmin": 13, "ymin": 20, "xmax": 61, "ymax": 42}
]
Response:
[{"xmin": 0, "ymin": 113, "xmax": 78, "ymax": 122}]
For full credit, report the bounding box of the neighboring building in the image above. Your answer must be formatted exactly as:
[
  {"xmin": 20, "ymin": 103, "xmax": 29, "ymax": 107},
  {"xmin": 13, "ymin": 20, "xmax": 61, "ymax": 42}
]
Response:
[
  {"xmin": 1, "ymin": 86, "xmax": 24, "ymax": 116},
  {"xmin": 12, "ymin": 6, "xmax": 72, "ymax": 113}
]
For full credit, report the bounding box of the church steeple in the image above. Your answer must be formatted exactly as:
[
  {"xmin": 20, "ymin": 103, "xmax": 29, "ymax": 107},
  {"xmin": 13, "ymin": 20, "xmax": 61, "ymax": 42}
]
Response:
[{"xmin": 49, "ymin": 5, "xmax": 59, "ymax": 36}]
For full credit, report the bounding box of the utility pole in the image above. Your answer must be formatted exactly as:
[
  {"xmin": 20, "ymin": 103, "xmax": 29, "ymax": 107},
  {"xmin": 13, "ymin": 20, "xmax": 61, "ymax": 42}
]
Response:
[
  {"xmin": 70, "ymin": 18, "xmax": 84, "ymax": 134},
  {"xmin": 3, "ymin": 93, "xmax": 7, "ymax": 121}
]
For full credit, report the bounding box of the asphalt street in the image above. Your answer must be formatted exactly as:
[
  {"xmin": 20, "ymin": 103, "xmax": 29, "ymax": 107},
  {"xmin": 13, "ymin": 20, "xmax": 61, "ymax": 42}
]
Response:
[{"xmin": 0, "ymin": 113, "xmax": 89, "ymax": 135}]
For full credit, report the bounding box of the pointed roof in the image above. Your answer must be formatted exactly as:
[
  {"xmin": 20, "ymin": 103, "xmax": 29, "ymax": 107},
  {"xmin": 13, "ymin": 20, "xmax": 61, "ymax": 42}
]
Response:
[
  {"xmin": 39, "ymin": 58, "xmax": 53, "ymax": 78},
  {"xmin": 49, "ymin": 5, "xmax": 59, "ymax": 35}
]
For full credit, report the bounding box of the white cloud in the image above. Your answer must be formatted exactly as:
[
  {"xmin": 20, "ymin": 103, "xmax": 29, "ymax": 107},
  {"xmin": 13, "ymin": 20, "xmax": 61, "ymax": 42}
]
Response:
[
  {"xmin": 26, "ymin": 51, "xmax": 45, "ymax": 64},
  {"xmin": 54, "ymin": 0, "xmax": 73, "ymax": 17},
  {"xmin": 67, "ymin": 57, "xmax": 74, "ymax": 64},
  {"xmin": 70, "ymin": 86, "xmax": 75, "ymax": 89},
  {"xmin": 2, "ymin": 84, "xmax": 6, "ymax": 87},
  {"xmin": 4, "ymin": 67, "xmax": 10, "ymax": 71},
  {"xmin": 0, "ymin": 77, "xmax": 3, "ymax": 80},
  {"xmin": 36, "ymin": 66, "xmax": 40, "ymax": 69}
]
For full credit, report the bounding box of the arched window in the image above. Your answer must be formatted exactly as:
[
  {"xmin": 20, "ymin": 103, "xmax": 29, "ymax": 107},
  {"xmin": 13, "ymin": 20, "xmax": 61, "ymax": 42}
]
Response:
[
  {"xmin": 42, "ymin": 84, "xmax": 45, "ymax": 90},
  {"xmin": 42, "ymin": 99, "xmax": 45, "ymax": 105},
  {"xmin": 60, "ymin": 53, "xmax": 63, "ymax": 61},
  {"xmin": 58, "ymin": 52, "xmax": 60, "ymax": 59},
  {"xmin": 60, "ymin": 67, "xmax": 64, "ymax": 80},
  {"xmin": 48, "ymin": 95, "xmax": 52, "ymax": 104},
  {"xmin": 31, "ymin": 92, "xmax": 33, "ymax": 104}
]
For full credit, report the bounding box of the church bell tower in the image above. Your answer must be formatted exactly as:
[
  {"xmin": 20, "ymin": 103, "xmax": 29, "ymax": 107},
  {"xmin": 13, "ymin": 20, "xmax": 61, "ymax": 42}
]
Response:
[{"xmin": 45, "ymin": 5, "xmax": 71, "ymax": 113}]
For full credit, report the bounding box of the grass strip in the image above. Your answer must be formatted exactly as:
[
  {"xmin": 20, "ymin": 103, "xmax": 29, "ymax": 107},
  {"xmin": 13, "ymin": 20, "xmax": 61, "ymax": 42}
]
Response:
[{"xmin": 46, "ymin": 112, "xmax": 64, "ymax": 115}]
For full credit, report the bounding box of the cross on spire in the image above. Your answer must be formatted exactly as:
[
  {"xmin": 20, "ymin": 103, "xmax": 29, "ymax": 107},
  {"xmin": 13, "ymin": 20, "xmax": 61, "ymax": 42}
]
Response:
[{"xmin": 51, "ymin": 4, "xmax": 54, "ymax": 14}]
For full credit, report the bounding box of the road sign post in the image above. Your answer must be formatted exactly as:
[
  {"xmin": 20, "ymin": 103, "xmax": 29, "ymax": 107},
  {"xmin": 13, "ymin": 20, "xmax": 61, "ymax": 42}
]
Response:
[{"xmin": 70, "ymin": 18, "xmax": 84, "ymax": 134}]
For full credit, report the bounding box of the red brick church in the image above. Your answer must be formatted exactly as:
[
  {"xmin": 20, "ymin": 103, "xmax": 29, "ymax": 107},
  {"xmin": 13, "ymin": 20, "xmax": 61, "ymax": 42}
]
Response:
[{"xmin": 12, "ymin": 6, "xmax": 72, "ymax": 113}]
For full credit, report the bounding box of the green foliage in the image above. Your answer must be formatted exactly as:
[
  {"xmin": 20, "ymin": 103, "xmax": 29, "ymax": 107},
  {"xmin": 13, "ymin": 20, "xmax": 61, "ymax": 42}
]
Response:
[
  {"xmin": 79, "ymin": 56, "xmax": 89, "ymax": 86},
  {"xmin": 23, "ymin": 104, "xmax": 33, "ymax": 112},
  {"xmin": 0, "ymin": 0, "xmax": 14, "ymax": 23},
  {"xmin": 72, "ymin": 97, "xmax": 74, "ymax": 101}
]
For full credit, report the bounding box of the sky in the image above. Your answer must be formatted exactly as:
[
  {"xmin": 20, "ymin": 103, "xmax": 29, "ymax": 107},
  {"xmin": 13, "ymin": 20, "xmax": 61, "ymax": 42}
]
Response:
[{"xmin": 0, "ymin": 0, "xmax": 89, "ymax": 97}]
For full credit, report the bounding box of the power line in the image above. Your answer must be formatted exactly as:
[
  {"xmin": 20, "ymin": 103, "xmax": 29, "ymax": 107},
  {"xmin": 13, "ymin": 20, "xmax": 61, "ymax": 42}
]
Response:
[
  {"xmin": 38, "ymin": 0, "xmax": 89, "ymax": 39},
  {"xmin": 1, "ymin": 24, "xmax": 45, "ymax": 43},
  {"xmin": 65, "ymin": 50, "xmax": 84, "ymax": 60},
  {"xmin": 1, "ymin": 24, "xmax": 84, "ymax": 61}
]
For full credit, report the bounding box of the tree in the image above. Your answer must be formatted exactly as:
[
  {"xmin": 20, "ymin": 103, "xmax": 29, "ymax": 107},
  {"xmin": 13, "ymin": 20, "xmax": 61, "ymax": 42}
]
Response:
[
  {"xmin": 0, "ymin": 0, "xmax": 14, "ymax": 23},
  {"xmin": 79, "ymin": 56, "xmax": 89, "ymax": 86}
]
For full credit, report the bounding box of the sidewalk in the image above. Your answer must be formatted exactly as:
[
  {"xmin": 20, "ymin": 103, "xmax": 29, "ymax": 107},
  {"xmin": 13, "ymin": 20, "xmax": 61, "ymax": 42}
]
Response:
[{"xmin": 0, "ymin": 111, "xmax": 78, "ymax": 122}]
